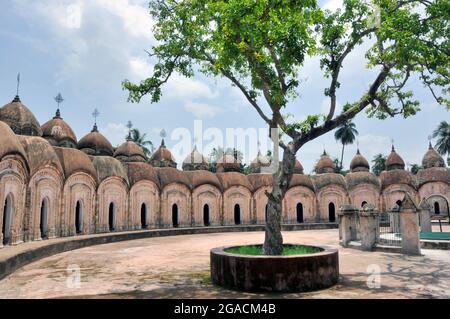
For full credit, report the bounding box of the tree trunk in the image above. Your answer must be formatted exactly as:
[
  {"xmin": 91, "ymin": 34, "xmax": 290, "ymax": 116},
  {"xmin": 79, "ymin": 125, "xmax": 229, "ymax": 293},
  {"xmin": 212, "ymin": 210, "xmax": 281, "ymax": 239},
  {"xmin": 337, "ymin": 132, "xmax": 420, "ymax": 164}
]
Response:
[
  {"xmin": 340, "ymin": 143, "xmax": 345, "ymax": 170},
  {"xmin": 263, "ymin": 147, "xmax": 296, "ymax": 255}
]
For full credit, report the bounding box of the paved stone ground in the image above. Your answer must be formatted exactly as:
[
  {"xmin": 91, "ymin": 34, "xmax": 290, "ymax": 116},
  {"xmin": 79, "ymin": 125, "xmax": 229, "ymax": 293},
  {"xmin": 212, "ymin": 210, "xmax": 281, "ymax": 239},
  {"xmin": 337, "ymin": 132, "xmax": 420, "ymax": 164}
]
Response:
[{"xmin": 0, "ymin": 228, "xmax": 449, "ymax": 299}]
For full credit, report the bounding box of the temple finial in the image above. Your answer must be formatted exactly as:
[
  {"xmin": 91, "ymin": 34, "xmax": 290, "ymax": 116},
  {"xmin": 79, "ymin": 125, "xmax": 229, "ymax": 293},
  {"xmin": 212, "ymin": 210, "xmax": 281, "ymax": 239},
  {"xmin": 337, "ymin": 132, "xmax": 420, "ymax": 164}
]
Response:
[
  {"xmin": 91, "ymin": 108, "xmax": 100, "ymax": 132},
  {"xmin": 428, "ymin": 135, "xmax": 433, "ymax": 149},
  {"xmin": 54, "ymin": 93, "xmax": 64, "ymax": 118},
  {"xmin": 16, "ymin": 73, "xmax": 20, "ymax": 97},
  {"xmin": 160, "ymin": 129, "xmax": 167, "ymax": 147},
  {"xmin": 126, "ymin": 121, "xmax": 133, "ymax": 141},
  {"xmin": 13, "ymin": 73, "xmax": 21, "ymax": 102},
  {"xmin": 391, "ymin": 138, "xmax": 395, "ymax": 152},
  {"xmin": 356, "ymin": 140, "xmax": 360, "ymax": 154}
]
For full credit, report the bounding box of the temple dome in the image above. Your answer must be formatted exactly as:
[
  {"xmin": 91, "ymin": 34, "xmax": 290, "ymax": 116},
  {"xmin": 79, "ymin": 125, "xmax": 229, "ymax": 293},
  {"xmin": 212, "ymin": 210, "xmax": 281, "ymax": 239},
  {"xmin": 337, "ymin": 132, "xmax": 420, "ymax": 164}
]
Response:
[
  {"xmin": 78, "ymin": 124, "xmax": 114, "ymax": 157},
  {"xmin": 184, "ymin": 170, "xmax": 222, "ymax": 190},
  {"xmin": 216, "ymin": 172, "xmax": 252, "ymax": 190},
  {"xmin": 182, "ymin": 146, "xmax": 209, "ymax": 171},
  {"xmin": 114, "ymin": 139, "xmax": 146, "ymax": 163},
  {"xmin": 0, "ymin": 120, "xmax": 28, "ymax": 163},
  {"xmin": 315, "ymin": 151, "xmax": 336, "ymax": 174},
  {"xmin": 91, "ymin": 156, "xmax": 129, "ymax": 183},
  {"xmin": 385, "ymin": 146, "xmax": 405, "ymax": 171},
  {"xmin": 41, "ymin": 110, "xmax": 77, "ymax": 148},
  {"xmin": 249, "ymin": 151, "xmax": 271, "ymax": 173},
  {"xmin": 18, "ymin": 136, "xmax": 63, "ymax": 177},
  {"xmin": 216, "ymin": 154, "xmax": 241, "ymax": 173},
  {"xmin": 380, "ymin": 169, "xmax": 417, "ymax": 189},
  {"xmin": 312, "ymin": 173, "xmax": 347, "ymax": 191},
  {"xmin": 124, "ymin": 162, "xmax": 159, "ymax": 187},
  {"xmin": 289, "ymin": 174, "xmax": 315, "ymax": 192},
  {"xmin": 422, "ymin": 143, "xmax": 445, "ymax": 169},
  {"xmin": 345, "ymin": 171, "xmax": 381, "ymax": 190},
  {"xmin": 53, "ymin": 147, "xmax": 97, "ymax": 180},
  {"xmin": 416, "ymin": 167, "xmax": 450, "ymax": 187},
  {"xmin": 149, "ymin": 139, "xmax": 177, "ymax": 168},
  {"xmin": 350, "ymin": 150, "xmax": 370, "ymax": 172},
  {"xmin": 0, "ymin": 96, "xmax": 42, "ymax": 136}
]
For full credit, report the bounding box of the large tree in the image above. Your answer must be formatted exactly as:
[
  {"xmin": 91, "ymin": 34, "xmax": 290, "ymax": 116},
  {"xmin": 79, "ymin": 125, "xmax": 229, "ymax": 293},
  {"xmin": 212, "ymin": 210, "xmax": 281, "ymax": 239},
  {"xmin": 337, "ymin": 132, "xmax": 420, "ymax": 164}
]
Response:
[{"xmin": 124, "ymin": 0, "xmax": 449, "ymax": 255}]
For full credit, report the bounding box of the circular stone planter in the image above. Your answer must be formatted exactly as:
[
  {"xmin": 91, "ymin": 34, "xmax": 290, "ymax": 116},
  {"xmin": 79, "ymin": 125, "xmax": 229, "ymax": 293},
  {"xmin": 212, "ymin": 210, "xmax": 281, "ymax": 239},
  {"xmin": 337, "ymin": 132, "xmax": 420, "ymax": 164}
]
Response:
[{"xmin": 211, "ymin": 244, "xmax": 339, "ymax": 292}]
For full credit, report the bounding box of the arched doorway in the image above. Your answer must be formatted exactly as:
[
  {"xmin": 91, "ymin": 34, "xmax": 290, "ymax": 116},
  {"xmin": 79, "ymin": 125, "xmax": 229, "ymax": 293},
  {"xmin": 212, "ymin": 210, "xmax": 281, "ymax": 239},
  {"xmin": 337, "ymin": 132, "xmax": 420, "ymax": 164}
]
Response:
[
  {"xmin": 361, "ymin": 201, "xmax": 368, "ymax": 208},
  {"xmin": 234, "ymin": 204, "xmax": 241, "ymax": 225},
  {"xmin": 172, "ymin": 204, "xmax": 179, "ymax": 228},
  {"xmin": 296, "ymin": 203, "xmax": 304, "ymax": 223},
  {"xmin": 75, "ymin": 201, "xmax": 83, "ymax": 234},
  {"xmin": 2, "ymin": 195, "xmax": 13, "ymax": 245},
  {"xmin": 396, "ymin": 200, "xmax": 402, "ymax": 209},
  {"xmin": 434, "ymin": 202, "xmax": 440, "ymax": 215},
  {"xmin": 109, "ymin": 203, "xmax": 115, "ymax": 231},
  {"xmin": 328, "ymin": 202, "xmax": 336, "ymax": 222},
  {"xmin": 203, "ymin": 204, "xmax": 210, "ymax": 226},
  {"xmin": 40, "ymin": 198, "xmax": 49, "ymax": 239},
  {"xmin": 141, "ymin": 203, "xmax": 148, "ymax": 229}
]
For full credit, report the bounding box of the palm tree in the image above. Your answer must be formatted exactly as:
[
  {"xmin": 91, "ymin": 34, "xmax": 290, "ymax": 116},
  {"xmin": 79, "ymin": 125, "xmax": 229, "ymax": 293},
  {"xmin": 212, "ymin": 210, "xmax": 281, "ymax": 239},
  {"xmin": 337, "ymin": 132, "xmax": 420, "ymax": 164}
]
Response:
[
  {"xmin": 128, "ymin": 128, "xmax": 153, "ymax": 159},
  {"xmin": 410, "ymin": 164, "xmax": 422, "ymax": 175},
  {"xmin": 372, "ymin": 154, "xmax": 387, "ymax": 176},
  {"xmin": 334, "ymin": 120, "xmax": 359, "ymax": 170},
  {"xmin": 432, "ymin": 121, "xmax": 450, "ymax": 159}
]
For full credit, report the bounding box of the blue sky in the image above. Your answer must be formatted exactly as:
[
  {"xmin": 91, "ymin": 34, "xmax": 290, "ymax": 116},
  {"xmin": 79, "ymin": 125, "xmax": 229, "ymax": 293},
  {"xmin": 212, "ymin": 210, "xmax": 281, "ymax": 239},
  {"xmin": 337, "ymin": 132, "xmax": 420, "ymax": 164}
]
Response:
[{"xmin": 0, "ymin": 0, "xmax": 447, "ymax": 172}]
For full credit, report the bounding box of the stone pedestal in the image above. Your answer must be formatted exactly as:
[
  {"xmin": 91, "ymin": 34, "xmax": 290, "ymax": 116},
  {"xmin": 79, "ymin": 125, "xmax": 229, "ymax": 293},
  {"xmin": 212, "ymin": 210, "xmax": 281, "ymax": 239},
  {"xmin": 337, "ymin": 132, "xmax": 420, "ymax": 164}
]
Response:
[
  {"xmin": 338, "ymin": 205, "xmax": 358, "ymax": 247},
  {"xmin": 400, "ymin": 193, "xmax": 421, "ymax": 256},
  {"xmin": 359, "ymin": 209, "xmax": 378, "ymax": 251},
  {"xmin": 418, "ymin": 201, "xmax": 432, "ymax": 233},
  {"xmin": 419, "ymin": 209, "xmax": 432, "ymax": 233}
]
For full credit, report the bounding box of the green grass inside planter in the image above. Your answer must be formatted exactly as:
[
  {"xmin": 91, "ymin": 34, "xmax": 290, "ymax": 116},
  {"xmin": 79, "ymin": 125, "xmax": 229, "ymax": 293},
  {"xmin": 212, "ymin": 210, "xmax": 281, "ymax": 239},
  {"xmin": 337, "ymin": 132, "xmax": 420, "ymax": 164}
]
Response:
[{"xmin": 225, "ymin": 245, "xmax": 321, "ymax": 256}]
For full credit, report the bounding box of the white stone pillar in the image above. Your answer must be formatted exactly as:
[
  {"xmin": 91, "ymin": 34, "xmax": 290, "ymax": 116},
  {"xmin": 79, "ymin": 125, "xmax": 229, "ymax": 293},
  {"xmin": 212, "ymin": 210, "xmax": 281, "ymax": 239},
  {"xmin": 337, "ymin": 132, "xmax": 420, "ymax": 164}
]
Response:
[
  {"xmin": 418, "ymin": 201, "xmax": 432, "ymax": 233},
  {"xmin": 359, "ymin": 204, "xmax": 378, "ymax": 251},
  {"xmin": 400, "ymin": 193, "xmax": 421, "ymax": 256},
  {"xmin": 338, "ymin": 204, "xmax": 358, "ymax": 247}
]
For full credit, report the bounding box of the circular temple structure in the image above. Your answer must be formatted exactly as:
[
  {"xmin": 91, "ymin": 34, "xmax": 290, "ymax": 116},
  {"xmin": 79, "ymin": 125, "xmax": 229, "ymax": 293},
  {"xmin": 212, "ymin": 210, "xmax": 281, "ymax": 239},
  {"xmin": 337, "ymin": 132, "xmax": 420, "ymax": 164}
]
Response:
[{"xmin": 210, "ymin": 245, "xmax": 339, "ymax": 292}]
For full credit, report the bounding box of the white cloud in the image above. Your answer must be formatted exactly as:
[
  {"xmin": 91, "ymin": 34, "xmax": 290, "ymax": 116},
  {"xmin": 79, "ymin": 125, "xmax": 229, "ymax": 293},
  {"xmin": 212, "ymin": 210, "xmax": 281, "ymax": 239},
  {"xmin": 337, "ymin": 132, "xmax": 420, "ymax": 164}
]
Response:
[
  {"xmin": 184, "ymin": 101, "xmax": 220, "ymax": 119},
  {"xmin": 358, "ymin": 134, "xmax": 391, "ymax": 159},
  {"xmin": 166, "ymin": 74, "xmax": 219, "ymax": 100},
  {"xmin": 101, "ymin": 122, "xmax": 128, "ymax": 146},
  {"xmin": 320, "ymin": 98, "xmax": 342, "ymax": 115},
  {"xmin": 128, "ymin": 57, "xmax": 153, "ymax": 80},
  {"xmin": 95, "ymin": 0, "xmax": 154, "ymax": 38},
  {"xmin": 322, "ymin": 0, "xmax": 343, "ymax": 11}
]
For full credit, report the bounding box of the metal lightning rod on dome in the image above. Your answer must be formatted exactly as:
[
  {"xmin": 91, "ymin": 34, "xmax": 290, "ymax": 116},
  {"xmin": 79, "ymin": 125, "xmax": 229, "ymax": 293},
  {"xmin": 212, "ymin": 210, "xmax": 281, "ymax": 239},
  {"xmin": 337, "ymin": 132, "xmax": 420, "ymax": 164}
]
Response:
[
  {"xmin": 16, "ymin": 73, "xmax": 20, "ymax": 96},
  {"xmin": 54, "ymin": 93, "xmax": 64, "ymax": 118},
  {"xmin": 126, "ymin": 120, "xmax": 133, "ymax": 141},
  {"xmin": 160, "ymin": 129, "xmax": 167, "ymax": 147},
  {"xmin": 92, "ymin": 108, "xmax": 100, "ymax": 132}
]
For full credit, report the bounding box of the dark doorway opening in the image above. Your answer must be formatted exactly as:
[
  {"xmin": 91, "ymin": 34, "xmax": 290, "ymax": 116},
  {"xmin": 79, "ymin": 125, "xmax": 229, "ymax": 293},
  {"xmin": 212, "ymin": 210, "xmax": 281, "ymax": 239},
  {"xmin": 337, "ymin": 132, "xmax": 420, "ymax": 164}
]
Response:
[
  {"xmin": 328, "ymin": 202, "xmax": 336, "ymax": 222},
  {"xmin": 40, "ymin": 198, "xmax": 49, "ymax": 239},
  {"xmin": 296, "ymin": 203, "xmax": 304, "ymax": 223},
  {"xmin": 172, "ymin": 204, "xmax": 179, "ymax": 228},
  {"xmin": 203, "ymin": 204, "xmax": 210, "ymax": 226},
  {"xmin": 234, "ymin": 204, "xmax": 241, "ymax": 225},
  {"xmin": 75, "ymin": 201, "xmax": 83, "ymax": 234},
  {"xmin": 141, "ymin": 203, "xmax": 148, "ymax": 229},
  {"xmin": 109, "ymin": 203, "xmax": 115, "ymax": 231},
  {"xmin": 434, "ymin": 202, "xmax": 440, "ymax": 215},
  {"xmin": 2, "ymin": 195, "xmax": 12, "ymax": 246}
]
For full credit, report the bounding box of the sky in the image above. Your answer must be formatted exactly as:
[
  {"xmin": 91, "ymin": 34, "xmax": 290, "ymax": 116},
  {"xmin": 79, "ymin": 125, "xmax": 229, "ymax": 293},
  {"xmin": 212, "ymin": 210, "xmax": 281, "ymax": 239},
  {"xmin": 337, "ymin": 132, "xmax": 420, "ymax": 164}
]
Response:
[{"xmin": 0, "ymin": 0, "xmax": 447, "ymax": 173}]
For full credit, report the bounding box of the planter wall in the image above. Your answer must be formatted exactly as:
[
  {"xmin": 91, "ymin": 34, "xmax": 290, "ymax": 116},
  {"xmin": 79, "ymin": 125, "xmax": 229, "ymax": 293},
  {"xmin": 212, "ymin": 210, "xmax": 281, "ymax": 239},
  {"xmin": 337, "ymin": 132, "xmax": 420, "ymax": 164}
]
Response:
[{"xmin": 211, "ymin": 245, "xmax": 339, "ymax": 292}]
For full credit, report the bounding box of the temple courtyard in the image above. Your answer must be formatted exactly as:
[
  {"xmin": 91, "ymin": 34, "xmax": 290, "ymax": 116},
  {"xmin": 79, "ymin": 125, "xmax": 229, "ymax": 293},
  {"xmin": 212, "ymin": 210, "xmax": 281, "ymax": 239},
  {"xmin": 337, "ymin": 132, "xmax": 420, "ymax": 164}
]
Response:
[{"xmin": 0, "ymin": 228, "xmax": 449, "ymax": 299}]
